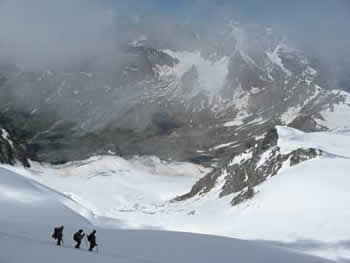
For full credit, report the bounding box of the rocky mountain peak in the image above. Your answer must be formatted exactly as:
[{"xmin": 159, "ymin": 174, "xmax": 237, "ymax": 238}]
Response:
[{"xmin": 0, "ymin": 22, "xmax": 349, "ymax": 166}]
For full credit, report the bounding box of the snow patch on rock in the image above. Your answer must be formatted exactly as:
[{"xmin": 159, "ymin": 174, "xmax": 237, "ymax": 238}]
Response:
[{"xmin": 163, "ymin": 50, "xmax": 229, "ymax": 93}]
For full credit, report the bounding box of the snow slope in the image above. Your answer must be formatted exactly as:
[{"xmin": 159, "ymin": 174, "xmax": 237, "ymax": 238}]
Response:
[
  {"xmin": 317, "ymin": 90, "xmax": 350, "ymax": 130},
  {"xmin": 0, "ymin": 167, "xmax": 332, "ymax": 263},
  {"xmin": 5, "ymin": 126, "xmax": 350, "ymax": 261},
  {"xmin": 10, "ymin": 155, "xmax": 207, "ymax": 224}
]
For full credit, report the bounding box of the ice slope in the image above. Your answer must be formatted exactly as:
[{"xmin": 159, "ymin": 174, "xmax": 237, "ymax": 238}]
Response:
[{"xmin": 0, "ymin": 167, "xmax": 332, "ymax": 263}]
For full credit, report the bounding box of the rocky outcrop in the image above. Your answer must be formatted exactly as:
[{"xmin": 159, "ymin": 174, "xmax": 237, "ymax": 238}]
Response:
[
  {"xmin": 0, "ymin": 118, "xmax": 35, "ymax": 167},
  {"xmin": 231, "ymin": 186, "xmax": 255, "ymax": 206},
  {"xmin": 175, "ymin": 128, "xmax": 321, "ymax": 205}
]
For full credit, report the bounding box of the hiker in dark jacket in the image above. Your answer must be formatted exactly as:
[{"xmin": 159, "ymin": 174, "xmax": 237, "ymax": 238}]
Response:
[
  {"xmin": 87, "ymin": 230, "xmax": 97, "ymax": 251},
  {"xmin": 52, "ymin": 225, "xmax": 64, "ymax": 246},
  {"xmin": 73, "ymin": 229, "xmax": 85, "ymax": 249}
]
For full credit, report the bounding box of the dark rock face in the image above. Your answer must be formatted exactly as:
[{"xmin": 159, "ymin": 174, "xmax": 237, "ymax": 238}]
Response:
[
  {"xmin": 226, "ymin": 51, "xmax": 268, "ymax": 92},
  {"xmin": 289, "ymin": 114, "xmax": 327, "ymax": 132},
  {"xmin": 175, "ymin": 128, "xmax": 321, "ymax": 205},
  {"xmin": 288, "ymin": 148, "xmax": 320, "ymax": 166},
  {"xmin": 0, "ymin": 118, "xmax": 35, "ymax": 167},
  {"xmin": 231, "ymin": 187, "xmax": 255, "ymax": 206}
]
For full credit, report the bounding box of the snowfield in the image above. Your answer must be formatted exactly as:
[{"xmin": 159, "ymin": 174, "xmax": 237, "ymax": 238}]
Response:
[
  {"xmin": 0, "ymin": 167, "xmax": 333, "ymax": 263},
  {"xmin": 2, "ymin": 126, "xmax": 350, "ymax": 261},
  {"xmin": 317, "ymin": 90, "xmax": 350, "ymax": 130},
  {"xmin": 11, "ymin": 155, "xmax": 207, "ymax": 225}
]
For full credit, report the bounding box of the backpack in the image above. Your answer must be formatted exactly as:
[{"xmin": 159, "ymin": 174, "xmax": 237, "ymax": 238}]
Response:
[
  {"xmin": 52, "ymin": 228, "xmax": 58, "ymax": 239},
  {"xmin": 87, "ymin": 234, "xmax": 92, "ymax": 242},
  {"xmin": 73, "ymin": 232, "xmax": 80, "ymax": 242}
]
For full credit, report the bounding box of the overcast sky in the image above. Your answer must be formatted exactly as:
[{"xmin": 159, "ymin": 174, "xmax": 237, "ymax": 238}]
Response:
[{"xmin": 0, "ymin": 0, "xmax": 349, "ymax": 71}]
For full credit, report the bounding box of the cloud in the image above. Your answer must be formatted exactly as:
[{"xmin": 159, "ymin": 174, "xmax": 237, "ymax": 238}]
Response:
[
  {"xmin": 0, "ymin": 0, "xmax": 115, "ymax": 69},
  {"xmin": 0, "ymin": 0, "xmax": 349, "ymax": 86}
]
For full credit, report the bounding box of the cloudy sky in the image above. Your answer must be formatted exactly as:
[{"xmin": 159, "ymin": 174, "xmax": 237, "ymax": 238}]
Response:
[{"xmin": 0, "ymin": 0, "xmax": 349, "ymax": 73}]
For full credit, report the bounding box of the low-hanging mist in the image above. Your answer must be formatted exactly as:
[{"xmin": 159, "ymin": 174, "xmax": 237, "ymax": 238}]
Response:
[
  {"xmin": 0, "ymin": 0, "xmax": 350, "ymax": 164},
  {"xmin": 0, "ymin": 0, "xmax": 349, "ymax": 78}
]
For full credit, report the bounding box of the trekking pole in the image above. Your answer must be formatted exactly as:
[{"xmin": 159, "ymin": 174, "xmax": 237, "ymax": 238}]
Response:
[
  {"xmin": 61, "ymin": 233, "xmax": 65, "ymax": 247},
  {"xmin": 85, "ymin": 236, "xmax": 89, "ymax": 249}
]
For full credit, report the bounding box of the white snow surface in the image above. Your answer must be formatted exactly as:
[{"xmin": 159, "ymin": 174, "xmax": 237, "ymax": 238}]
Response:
[
  {"xmin": 229, "ymin": 150, "xmax": 253, "ymax": 166},
  {"xmin": 162, "ymin": 50, "xmax": 229, "ymax": 93},
  {"xmin": 266, "ymin": 44, "xmax": 292, "ymax": 76},
  {"xmin": 318, "ymin": 90, "xmax": 350, "ymax": 131},
  {"xmin": 7, "ymin": 155, "xmax": 207, "ymax": 223},
  {"xmin": 0, "ymin": 166, "xmax": 333, "ymax": 263},
  {"xmin": 276, "ymin": 125, "xmax": 350, "ymax": 156},
  {"xmin": 1, "ymin": 129, "xmax": 14, "ymax": 148},
  {"xmin": 210, "ymin": 141, "xmax": 237, "ymax": 151},
  {"xmin": 2, "ymin": 126, "xmax": 350, "ymax": 261},
  {"xmin": 280, "ymin": 105, "xmax": 302, "ymax": 124},
  {"xmin": 223, "ymin": 119, "xmax": 244, "ymax": 127}
]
